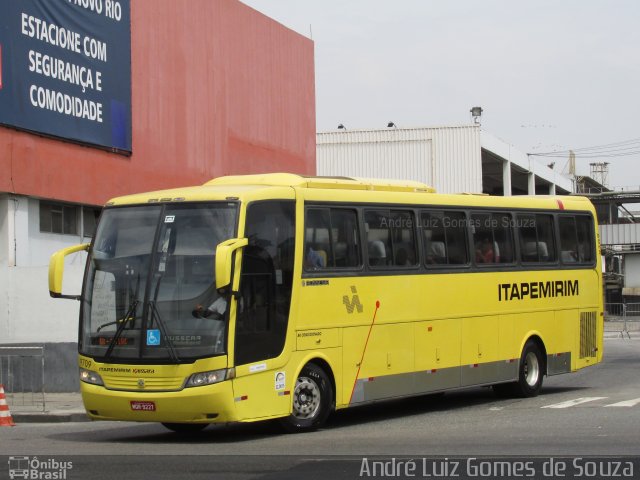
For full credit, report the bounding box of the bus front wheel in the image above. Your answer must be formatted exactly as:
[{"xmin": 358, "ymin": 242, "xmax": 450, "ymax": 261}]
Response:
[
  {"xmin": 494, "ymin": 340, "xmax": 545, "ymax": 398},
  {"xmin": 279, "ymin": 363, "xmax": 333, "ymax": 433}
]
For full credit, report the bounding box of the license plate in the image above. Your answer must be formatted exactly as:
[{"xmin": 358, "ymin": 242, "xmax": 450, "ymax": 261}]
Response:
[{"xmin": 130, "ymin": 401, "xmax": 156, "ymax": 411}]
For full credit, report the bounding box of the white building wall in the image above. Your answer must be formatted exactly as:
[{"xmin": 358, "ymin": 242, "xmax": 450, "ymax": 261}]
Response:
[
  {"xmin": 317, "ymin": 125, "xmax": 482, "ymax": 194},
  {"xmin": 14, "ymin": 196, "xmax": 29, "ymax": 266},
  {"xmin": 431, "ymin": 126, "xmax": 482, "ymax": 193},
  {"xmin": 0, "ymin": 263, "xmax": 84, "ymax": 343},
  {"xmin": 624, "ymin": 255, "xmax": 640, "ymax": 288},
  {"xmin": 0, "ymin": 195, "xmax": 8, "ymax": 265},
  {"xmin": 0, "ymin": 196, "xmax": 87, "ymax": 344},
  {"xmin": 26, "ymin": 198, "xmax": 92, "ymax": 266}
]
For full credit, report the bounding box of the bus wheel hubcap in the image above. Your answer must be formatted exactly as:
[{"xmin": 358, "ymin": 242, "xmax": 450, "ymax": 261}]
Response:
[
  {"xmin": 293, "ymin": 376, "xmax": 321, "ymax": 419},
  {"xmin": 524, "ymin": 351, "xmax": 539, "ymax": 387}
]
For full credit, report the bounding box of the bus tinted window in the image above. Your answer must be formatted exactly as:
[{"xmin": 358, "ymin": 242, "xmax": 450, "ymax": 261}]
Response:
[
  {"xmin": 331, "ymin": 209, "xmax": 361, "ymax": 267},
  {"xmin": 471, "ymin": 212, "xmax": 515, "ymax": 264},
  {"xmin": 305, "ymin": 208, "xmax": 361, "ymax": 270},
  {"xmin": 518, "ymin": 214, "xmax": 557, "ymax": 263},
  {"xmin": 421, "ymin": 210, "xmax": 469, "ymax": 265},
  {"xmin": 576, "ymin": 216, "xmax": 595, "ymax": 263},
  {"xmin": 365, "ymin": 209, "xmax": 418, "ymax": 267},
  {"xmin": 559, "ymin": 215, "xmax": 595, "ymax": 264},
  {"xmin": 559, "ymin": 216, "xmax": 579, "ymax": 263},
  {"xmin": 236, "ymin": 201, "xmax": 295, "ymax": 366}
]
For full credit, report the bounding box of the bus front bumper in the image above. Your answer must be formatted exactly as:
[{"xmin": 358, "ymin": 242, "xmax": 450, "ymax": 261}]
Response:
[{"xmin": 81, "ymin": 380, "xmax": 238, "ymax": 424}]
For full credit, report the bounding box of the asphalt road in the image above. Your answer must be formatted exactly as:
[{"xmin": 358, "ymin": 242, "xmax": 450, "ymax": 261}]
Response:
[{"xmin": 1, "ymin": 338, "xmax": 639, "ymax": 479}]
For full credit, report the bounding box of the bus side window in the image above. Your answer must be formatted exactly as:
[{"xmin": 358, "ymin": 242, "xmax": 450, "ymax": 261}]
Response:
[
  {"xmin": 330, "ymin": 209, "xmax": 361, "ymax": 268},
  {"xmin": 305, "ymin": 208, "xmax": 361, "ymax": 270},
  {"xmin": 536, "ymin": 214, "xmax": 556, "ymax": 262},
  {"xmin": 422, "ymin": 210, "xmax": 469, "ymax": 265},
  {"xmin": 445, "ymin": 211, "xmax": 470, "ymax": 264},
  {"xmin": 576, "ymin": 216, "xmax": 595, "ymax": 263},
  {"xmin": 559, "ymin": 216, "xmax": 579, "ymax": 263},
  {"xmin": 472, "ymin": 213, "xmax": 495, "ymax": 264},
  {"xmin": 423, "ymin": 211, "xmax": 447, "ymax": 264},
  {"xmin": 365, "ymin": 209, "xmax": 417, "ymax": 268},
  {"xmin": 390, "ymin": 210, "xmax": 418, "ymax": 267},
  {"xmin": 365, "ymin": 210, "xmax": 392, "ymax": 267},
  {"xmin": 494, "ymin": 213, "xmax": 515, "ymax": 263},
  {"xmin": 472, "ymin": 212, "xmax": 515, "ymax": 265},
  {"xmin": 518, "ymin": 214, "xmax": 556, "ymax": 263},
  {"xmin": 559, "ymin": 214, "xmax": 594, "ymax": 264}
]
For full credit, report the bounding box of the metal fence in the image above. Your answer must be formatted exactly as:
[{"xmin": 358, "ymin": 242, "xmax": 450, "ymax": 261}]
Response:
[
  {"xmin": 0, "ymin": 347, "xmax": 45, "ymax": 412},
  {"xmin": 604, "ymin": 303, "xmax": 640, "ymax": 338}
]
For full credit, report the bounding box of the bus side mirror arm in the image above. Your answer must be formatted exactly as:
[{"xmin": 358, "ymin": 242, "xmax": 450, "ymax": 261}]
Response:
[
  {"xmin": 215, "ymin": 238, "xmax": 249, "ymax": 293},
  {"xmin": 49, "ymin": 243, "xmax": 90, "ymax": 300}
]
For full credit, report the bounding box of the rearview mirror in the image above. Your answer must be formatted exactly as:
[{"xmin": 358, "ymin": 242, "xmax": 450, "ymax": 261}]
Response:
[
  {"xmin": 215, "ymin": 238, "xmax": 248, "ymax": 291},
  {"xmin": 49, "ymin": 243, "xmax": 90, "ymax": 300}
]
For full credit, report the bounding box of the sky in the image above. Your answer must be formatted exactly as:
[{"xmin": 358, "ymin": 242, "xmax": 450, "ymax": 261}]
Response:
[{"xmin": 241, "ymin": 0, "xmax": 640, "ymax": 188}]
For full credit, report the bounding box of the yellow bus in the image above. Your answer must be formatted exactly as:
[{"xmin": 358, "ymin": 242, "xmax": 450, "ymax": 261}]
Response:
[{"xmin": 49, "ymin": 174, "xmax": 603, "ymax": 432}]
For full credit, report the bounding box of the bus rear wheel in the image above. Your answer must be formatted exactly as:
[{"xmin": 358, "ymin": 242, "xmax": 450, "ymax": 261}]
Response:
[
  {"xmin": 279, "ymin": 363, "xmax": 333, "ymax": 433},
  {"xmin": 493, "ymin": 340, "xmax": 545, "ymax": 398}
]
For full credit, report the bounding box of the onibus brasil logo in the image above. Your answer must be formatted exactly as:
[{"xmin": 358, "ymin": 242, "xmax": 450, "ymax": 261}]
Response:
[{"xmin": 8, "ymin": 456, "xmax": 73, "ymax": 480}]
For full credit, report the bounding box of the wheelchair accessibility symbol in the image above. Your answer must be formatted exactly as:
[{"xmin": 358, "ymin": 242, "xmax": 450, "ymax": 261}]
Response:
[{"xmin": 146, "ymin": 329, "xmax": 161, "ymax": 346}]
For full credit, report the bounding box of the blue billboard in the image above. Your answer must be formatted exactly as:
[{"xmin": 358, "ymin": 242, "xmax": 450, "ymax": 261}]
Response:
[{"xmin": 0, "ymin": 0, "xmax": 132, "ymax": 153}]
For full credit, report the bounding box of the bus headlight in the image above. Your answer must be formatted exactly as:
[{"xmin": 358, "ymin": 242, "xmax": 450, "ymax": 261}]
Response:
[
  {"xmin": 80, "ymin": 368, "xmax": 104, "ymax": 386},
  {"xmin": 185, "ymin": 368, "xmax": 230, "ymax": 388}
]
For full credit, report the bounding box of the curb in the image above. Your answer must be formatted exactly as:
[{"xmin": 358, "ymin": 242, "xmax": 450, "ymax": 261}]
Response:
[
  {"xmin": 11, "ymin": 412, "xmax": 90, "ymax": 423},
  {"xmin": 604, "ymin": 331, "xmax": 638, "ymax": 339}
]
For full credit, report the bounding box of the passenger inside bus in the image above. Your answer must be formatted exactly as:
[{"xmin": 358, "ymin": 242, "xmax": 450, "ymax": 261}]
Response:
[
  {"xmin": 368, "ymin": 240, "xmax": 387, "ymax": 266},
  {"xmin": 192, "ymin": 296, "xmax": 227, "ymax": 319},
  {"xmin": 425, "ymin": 241, "xmax": 446, "ymax": 264},
  {"xmin": 305, "ymin": 247, "xmax": 326, "ymax": 269},
  {"xmin": 476, "ymin": 237, "xmax": 495, "ymax": 263}
]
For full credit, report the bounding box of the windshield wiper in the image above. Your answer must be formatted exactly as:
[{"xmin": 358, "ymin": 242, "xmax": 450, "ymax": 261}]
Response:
[
  {"xmin": 104, "ymin": 299, "xmax": 139, "ymax": 359},
  {"xmin": 102, "ymin": 270, "xmax": 141, "ymax": 358},
  {"xmin": 97, "ymin": 314, "xmax": 136, "ymax": 333},
  {"xmin": 145, "ymin": 231, "xmax": 180, "ymax": 363},
  {"xmin": 148, "ymin": 300, "xmax": 180, "ymax": 363}
]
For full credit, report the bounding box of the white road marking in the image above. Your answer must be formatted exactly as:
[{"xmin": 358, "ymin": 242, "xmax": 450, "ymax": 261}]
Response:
[
  {"xmin": 541, "ymin": 397, "xmax": 607, "ymax": 409},
  {"xmin": 605, "ymin": 397, "xmax": 640, "ymax": 407}
]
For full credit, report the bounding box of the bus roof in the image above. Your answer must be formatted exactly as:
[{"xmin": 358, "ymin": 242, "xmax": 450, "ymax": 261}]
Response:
[
  {"xmin": 204, "ymin": 173, "xmax": 436, "ymax": 193},
  {"xmin": 105, "ymin": 173, "xmax": 593, "ymax": 212},
  {"xmin": 105, "ymin": 174, "xmax": 435, "ymax": 206}
]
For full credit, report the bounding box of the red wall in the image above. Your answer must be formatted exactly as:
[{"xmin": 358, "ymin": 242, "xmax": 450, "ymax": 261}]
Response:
[{"xmin": 0, "ymin": 0, "xmax": 316, "ymax": 205}]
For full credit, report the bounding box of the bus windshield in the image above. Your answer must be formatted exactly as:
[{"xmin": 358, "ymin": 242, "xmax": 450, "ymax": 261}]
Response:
[{"xmin": 81, "ymin": 203, "xmax": 237, "ymax": 362}]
